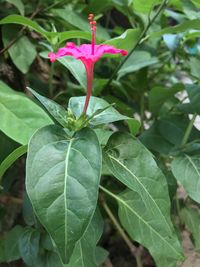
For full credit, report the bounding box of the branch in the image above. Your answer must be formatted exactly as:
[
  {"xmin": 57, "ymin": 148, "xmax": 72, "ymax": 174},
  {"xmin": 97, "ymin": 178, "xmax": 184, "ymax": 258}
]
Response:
[{"xmin": 103, "ymin": 0, "xmax": 169, "ymax": 90}]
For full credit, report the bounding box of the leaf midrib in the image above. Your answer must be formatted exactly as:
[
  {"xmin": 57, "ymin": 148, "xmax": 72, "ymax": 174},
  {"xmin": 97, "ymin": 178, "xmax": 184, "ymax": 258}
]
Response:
[
  {"xmin": 64, "ymin": 139, "xmax": 74, "ymax": 259},
  {"xmin": 108, "ymin": 154, "xmax": 172, "ymax": 233},
  {"xmin": 100, "ymin": 185, "xmax": 182, "ymax": 258}
]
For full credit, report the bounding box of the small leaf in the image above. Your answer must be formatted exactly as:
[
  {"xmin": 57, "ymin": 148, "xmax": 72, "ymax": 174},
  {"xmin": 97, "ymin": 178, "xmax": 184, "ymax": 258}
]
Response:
[
  {"xmin": 18, "ymin": 228, "xmax": 40, "ymax": 266},
  {"xmin": 172, "ymin": 154, "xmax": 200, "ymax": 203},
  {"xmin": 181, "ymin": 208, "xmax": 200, "ymax": 251},
  {"xmin": 133, "ymin": 0, "xmax": 162, "ymax": 13},
  {"xmin": 27, "ymin": 87, "xmax": 68, "ymax": 127},
  {"xmin": 58, "ymin": 57, "xmax": 86, "ymax": 89},
  {"xmin": 117, "ymin": 51, "xmax": 159, "ymax": 79},
  {"xmin": 6, "ymin": 0, "xmax": 24, "ymax": 15},
  {"xmin": 104, "ymin": 29, "xmax": 141, "ymax": 51},
  {"xmin": 5, "ymin": 225, "xmax": 24, "ymax": 262},
  {"xmin": 149, "ymin": 84, "xmax": 183, "ymax": 115},
  {"xmin": 26, "ymin": 125, "xmax": 102, "ymax": 263},
  {"xmin": 67, "ymin": 209, "xmax": 104, "ymax": 267},
  {"xmin": 69, "ymin": 96, "xmax": 135, "ymax": 126},
  {"xmin": 0, "ymin": 80, "xmax": 52, "ymax": 145},
  {"xmin": 178, "ymin": 84, "xmax": 200, "ymax": 114},
  {"xmin": 2, "ymin": 25, "xmax": 37, "ymax": 74}
]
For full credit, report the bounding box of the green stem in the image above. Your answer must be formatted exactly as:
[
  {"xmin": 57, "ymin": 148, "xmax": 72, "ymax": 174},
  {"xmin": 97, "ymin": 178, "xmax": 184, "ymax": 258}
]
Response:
[
  {"xmin": 100, "ymin": 186, "xmax": 143, "ymax": 267},
  {"xmin": 103, "ymin": 0, "xmax": 169, "ymax": 90},
  {"xmin": 181, "ymin": 113, "xmax": 197, "ymax": 147},
  {"xmin": 49, "ymin": 62, "xmax": 55, "ymax": 98}
]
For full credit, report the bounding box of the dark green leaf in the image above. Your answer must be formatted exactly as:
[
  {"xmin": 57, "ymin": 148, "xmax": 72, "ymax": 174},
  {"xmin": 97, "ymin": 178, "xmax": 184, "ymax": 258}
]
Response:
[
  {"xmin": 5, "ymin": 225, "xmax": 24, "ymax": 262},
  {"xmin": 26, "ymin": 125, "xmax": 102, "ymax": 263},
  {"xmin": 2, "ymin": 25, "xmax": 37, "ymax": 74},
  {"xmin": 67, "ymin": 209, "xmax": 104, "ymax": 267},
  {"xmin": 172, "ymin": 154, "xmax": 200, "ymax": 203},
  {"xmin": 181, "ymin": 207, "xmax": 200, "ymax": 251},
  {"xmin": 19, "ymin": 228, "xmax": 40, "ymax": 266},
  {"xmin": 149, "ymin": 84, "xmax": 183, "ymax": 115},
  {"xmin": 178, "ymin": 84, "xmax": 200, "ymax": 114},
  {"xmin": 6, "ymin": 0, "xmax": 24, "ymax": 15},
  {"xmin": 117, "ymin": 51, "xmax": 159, "ymax": 79}
]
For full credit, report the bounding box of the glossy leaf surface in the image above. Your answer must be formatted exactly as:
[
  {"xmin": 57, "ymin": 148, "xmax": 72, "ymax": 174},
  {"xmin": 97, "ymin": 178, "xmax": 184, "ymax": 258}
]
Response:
[{"xmin": 26, "ymin": 125, "xmax": 102, "ymax": 263}]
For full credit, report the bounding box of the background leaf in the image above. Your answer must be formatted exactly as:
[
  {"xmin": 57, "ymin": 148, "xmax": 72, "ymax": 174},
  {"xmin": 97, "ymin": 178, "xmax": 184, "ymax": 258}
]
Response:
[
  {"xmin": 18, "ymin": 227, "xmax": 40, "ymax": 266},
  {"xmin": 2, "ymin": 25, "xmax": 37, "ymax": 74},
  {"xmin": 67, "ymin": 209, "xmax": 104, "ymax": 267},
  {"xmin": 0, "ymin": 80, "xmax": 52, "ymax": 145},
  {"xmin": 172, "ymin": 154, "xmax": 200, "ymax": 203}
]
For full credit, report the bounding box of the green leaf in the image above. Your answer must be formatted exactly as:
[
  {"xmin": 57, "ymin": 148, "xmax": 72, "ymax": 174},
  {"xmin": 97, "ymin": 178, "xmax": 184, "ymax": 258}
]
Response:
[
  {"xmin": 2, "ymin": 25, "xmax": 37, "ymax": 74},
  {"xmin": 18, "ymin": 228, "xmax": 40, "ymax": 266},
  {"xmin": 52, "ymin": 7, "xmax": 109, "ymax": 40},
  {"xmin": 104, "ymin": 29, "xmax": 141, "ymax": 51},
  {"xmin": 0, "ymin": 145, "xmax": 27, "ymax": 179},
  {"xmin": 58, "ymin": 57, "xmax": 86, "ymax": 89},
  {"xmin": 26, "ymin": 125, "xmax": 102, "ymax": 263},
  {"xmin": 95, "ymin": 246, "xmax": 108, "ymax": 265},
  {"xmin": 152, "ymin": 19, "xmax": 200, "ymax": 37},
  {"xmin": 22, "ymin": 193, "xmax": 35, "ymax": 226},
  {"xmin": 100, "ymin": 186, "xmax": 183, "ymax": 267},
  {"xmin": 117, "ymin": 51, "xmax": 159, "ymax": 79},
  {"xmin": 133, "ymin": 0, "xmax": 162, "ymax": 13},
  {"xmin": 0, "ymin": 15, "xmax": 50, "ymax": 41},
  {"xmin": 0, "ymin": 239, "xmax": 6, "ymax": 263},
  {"xmin": 67, "ymin": 209, "xmax": 104, "ymax": 267},
  {"xmin": 178, "ymin": 84, "xmax": 200, "ymax": 114},
  {"xmin": 27, "ymin": 87, "xmax": 68, "ymax": 127},
  {"xmin": 103, "ymin": 132, "xmax": 183, "ymax": 266},
  {"xmin": 149, "ymin": 84, "xmax": 183, "ymax": 115},
  {"xmin": 5, "ymin": 225, "xmax": 24, "ymax": 262},
  {"xmin": 0, "ymin": 80, "xmax": 52, "ymax": 145},
  {"xmin": 181, "ymin": 208, "xmax": 200, "ymax": 251},
  {"xmin": 172, "ymin": 154, "xmax": 200, "ymax": 203},
  {"xmin": 69, "ymin": 96, "xmax": 135, "ymax": 126},
  {"xmin": 140, "ymin": 122, "xmax": 174, "ymax": 155},
  {"xmin": 118, "ymin": 190, "xmax": 183, "ymax": 267},
  {"xmin": 6, "ymin": 0, "xmax": 24, "ymax": 15}
]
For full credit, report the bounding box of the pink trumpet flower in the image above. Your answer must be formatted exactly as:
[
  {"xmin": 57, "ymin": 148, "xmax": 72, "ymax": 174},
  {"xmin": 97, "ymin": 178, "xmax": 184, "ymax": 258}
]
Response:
[{"xmin": 48, "ymin": 14, "xmax": 128, "ymax": 114}]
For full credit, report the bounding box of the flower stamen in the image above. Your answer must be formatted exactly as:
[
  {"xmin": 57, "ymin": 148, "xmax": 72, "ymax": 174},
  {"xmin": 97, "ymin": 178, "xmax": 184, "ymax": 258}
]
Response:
[{"xmin": 88, "ymin": 14, "xmax": 96, "ymax": 55}]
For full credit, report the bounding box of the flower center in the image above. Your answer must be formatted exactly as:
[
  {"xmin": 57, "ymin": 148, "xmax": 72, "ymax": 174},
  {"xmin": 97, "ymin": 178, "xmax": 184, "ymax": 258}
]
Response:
[{"xmin": 88, "ymin": 13, "xmax": 96, "ymax": 55}]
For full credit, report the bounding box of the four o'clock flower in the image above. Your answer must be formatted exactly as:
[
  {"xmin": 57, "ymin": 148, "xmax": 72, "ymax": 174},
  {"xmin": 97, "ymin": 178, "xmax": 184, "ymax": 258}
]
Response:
[{"xmin": 48, "ymin": 14, "xmax": 128, "ymax": 114}]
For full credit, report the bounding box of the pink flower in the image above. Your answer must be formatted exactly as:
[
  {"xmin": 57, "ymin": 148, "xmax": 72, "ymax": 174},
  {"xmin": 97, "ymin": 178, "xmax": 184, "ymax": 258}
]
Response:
[{"xmin": 48, "ymin": 14, "xmax": 127, "ymax": 114}]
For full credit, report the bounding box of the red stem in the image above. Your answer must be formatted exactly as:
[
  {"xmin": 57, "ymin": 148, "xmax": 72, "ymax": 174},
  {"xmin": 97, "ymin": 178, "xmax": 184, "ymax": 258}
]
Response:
[{"xmin": 83, "ymin": 63, "xmax": 94, "ymax": 114}]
